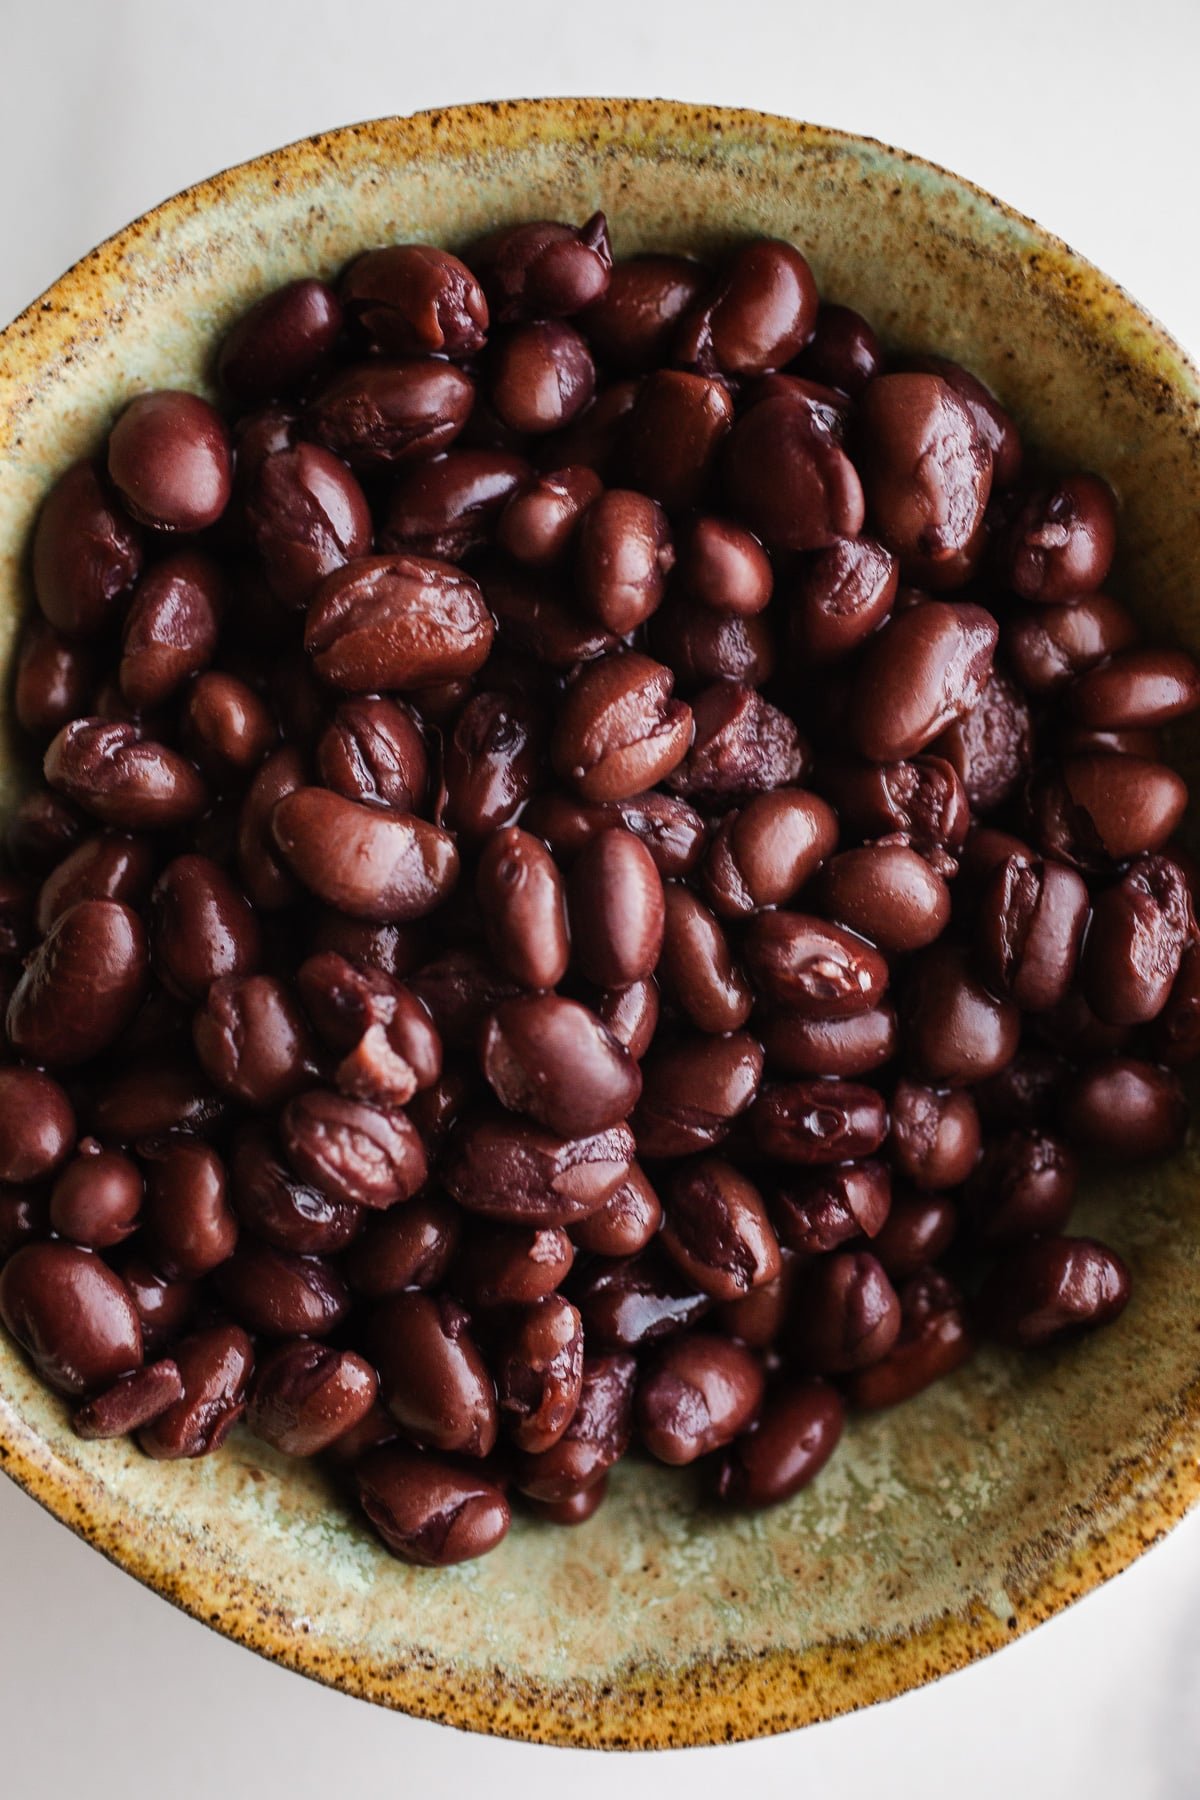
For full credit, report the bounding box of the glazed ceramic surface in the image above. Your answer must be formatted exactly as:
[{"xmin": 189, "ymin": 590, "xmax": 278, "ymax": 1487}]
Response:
[{"xmin": 1, "ymin": 99, "xmax": 1198, "ymax": 1749}]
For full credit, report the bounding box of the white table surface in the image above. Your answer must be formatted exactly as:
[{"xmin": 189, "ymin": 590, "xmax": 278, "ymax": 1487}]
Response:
[{"xmin": 3, "ymin": 1, "xmax": 1200, "ymax": 1790}]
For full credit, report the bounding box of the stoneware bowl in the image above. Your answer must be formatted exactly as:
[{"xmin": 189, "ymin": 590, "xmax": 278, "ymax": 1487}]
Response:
[{"xmin": 1, "ymin": 97, "xmax": 1199, "ymax": 1751}]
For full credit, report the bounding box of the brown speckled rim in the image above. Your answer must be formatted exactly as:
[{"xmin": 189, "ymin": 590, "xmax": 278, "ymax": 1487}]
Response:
[{"xmin": 2, "ymin": 97, "xmax": 1200, "ymax": 1749}]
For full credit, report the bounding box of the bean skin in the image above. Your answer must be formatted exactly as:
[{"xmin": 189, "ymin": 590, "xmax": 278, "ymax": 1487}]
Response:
[
  {"xmin": 793, "ymin": 1251, "xmax": 901, "ymax": 1372},
  {"xmin": 760, "ymin": 1005, "xmax": 897, "ymax": 1078},
  {"xmin": 50, "ymin": 1142, "xmax": 141, "ymax": 1249},
  {"xmin": 343, "ymin": 1193, "xmax": 460, "ymax": 1296},
  {"xmin": 568, "ymin": 828, "xmax": 664, "ymax": 987},
  {"xmin": 108, "ymin": 390, "xmax": 232, "ymax": 532},
  {"xmin": 340, "ymin": 246, "xmax": 488, "ymax": 358},
  {"xmin": 857, "ymin": 374, "xmax": 992, "ymax": 585},
  {"xmin": 142, "ymin": 1139, "xmax": 238, "ymax": 1280},
  {"xmin": 194, "ymin": 974, "xmax": 317, "ymax": 1108},
  {"xmin": 619, "ymin": 372, "xmax": 734, "ymax": 513},
  {"xmin": 632, "ymin": 1031, "xmax": 763, "ymax": 1158},
  {"xmin": 637, "ymin": 1334, "xmax": 764, "ymax": 1465},
  {"xmin": 15, "ymin": 619, "xmax": 95, "ymax": 741},
  {"xmin": 496, "ymin": 464, "xmax": 602, "ymax": 566},
  {"xmin": 45, "ymin": 719, "xmax": 207, "ymax": 831},
  {"xmin": 248, "ymin": 1341, "xmax": 378, "ymax": 1457},
  {"xmin": 32, "ymin": 460, "xmax": 143, "ymax": 638},
  {"xmin": 7, "ymin": 900, "xmax": 149, "ymax": 1067},
  {"xmin": 451, "ymin": 1220, "xmax": 573, "ymax": 1310},
  {"xmin": 598, "ymin": 978, "xmax": 661, "ymax": 1060},
  {"xmin": 677, "ymin": 516, "xmax": 773, "ymax": 616},
  {"xmin": 1005, "ymin": 591, "xmax": 1138, "ymax": 695},
  {"xmin": 471, "ymin": 213, "xmax": 612, "ymax": 324},
  {"xmin": 117, "ymin": 1255, "xmax": 197, "ymax": 1357},
  {"xmin": 819, "ymin": 844, "xmax": 951, "ymax": 953},
  {"xmin": 441, "ymin": 690, "xmax": 544, "ymax": 841},
  {"xmin": 1061, "ymin": 1057, "xmax": 1187, "ymax": 1161},
  {"xmin": 722, "ymin": 392, "xmax": 864, "ymax": 551},
  {"xmin": 218, "ymin": 277, "xmax": 343, "ymax": 400},
  {"xmin": 0, "ymin": 1243, "xmax": 142, "ymax": 1397},
  {"xmin": 750, "ymin": 1080, "xmax": 889, "ymax": 1165},
  {"xmin": 978, "ymin": 1235, "xmax": 1130, "ymax": 1347},
  {"xmin": 305, "ymin": 554, "xmax": 494, "ymax": 691},
  {"xmin": 369, "ymin": 1291, "xmax": 497, "ymax": 1456},
  {"xmin": 665, "ymin": 681, "xmax": 806, "ymax": 805},
  {"xmin": 743, "ymin": 912, "xmax": 889, "ymax": 1017},
  {"xmin": 139, "ymin": 1324, "xmax": 253, "ymax": 1459},
  {"xmin": 702, "ymin": 788, "xmax": 837, "ymax": 918},
  {"xmin": 580, "ymin": 253, "xmax": 708, "ymax": 372},
  {"xmin": 119, "ymin": 551, "xmax": 224, "ymax": 708},
  {"xmin": 904, "ymin": 943, "xmax": 1020, "ymax": 1086},
  {"xmin": 934, "ymin": 669, "xmax": 1033, "ymax": 814},
  {"xmin": 849, "ymin": 601, "xmax": 998, "ymax": 763},
  {"xmin": 442, "ymin": 1112, "xmax": 635, "ymax": 1227},
  {"xmin": 383, "ymin": 450, "xmax": 529, "ymax": 562},
  {"xmin": 1066, "ymin": 650, "xmax": 1200, "ymax": 731},
  {"xmin": 317, "ymin": 696, "xmax": 427, "ymax": 815},
  {"xmin": 481, "ymin": 995, "xmax": 641, "ymax": 1135},
  {"xmin": 1000, "ymin": 473, "xmax": 1117, "ymax": 602},
  {"xmin": 149, "ymin": 854, "xmax": 261, "ymax": 1001},
  {"xmin": 772, "ymin": 1161, "xmax": 891, "ymax": 1255},
  {"xmin": 676, "ymin": 240, "xmax": 817, "ymax": 377},
  {"xmin": 870, "ymin": 1192, "xmax": 957, "ymax": 1281},
  {"xmin": 572, "ymin": 1246, "xmax": 711, "ymax": 1349},
  {"xmin": 496, "ymin": 1294, "xmax": 584, "ymax": 1454},
  {"xmin": 0, "ymin": 1068, "xmax": 75, "ymax": 1182},
  {"xmin": 73, "ymin": 1359, "xmax": 184, "ymax": 1440},
  {"xmin": 661, "ymin": 1157, "xmax": 780, "ymax": 1300},
  {"xmin": 965, "ymin": 1129, "xmax": 1078, "ymax": 1243},
  {"xmin": 280, "ymin": 1089, "xmax": 427, "ymax": 1209},
  {"xmin": 357, "ymin": 1446, "xmax": 510, "ymax": 1565},
  {"xmin": 551, "ymin": 652, "xmax": 693, "ymax": 802},
  {"xmin": 305, "ymin": 359, "xmax": 474, "ymax": 470},
  {"xmin": 1028, "ymin": 754, "xmax": 1189, "ymax": 870},
  {"xmin": 818, "ymin": 753, "xmax": 969, "ymax": 859},
  {"xmin": 976, "ymin": 854, "xmax": 1090, "ymax": 1012},
  {"xmin": 570, "ymin": 1164, "xmax": 662, "ymax": 1257},
  {"xmin": 511, "ymin": 1350, "xmax": 635, "ymax": 1502},
  {"xmin": 1081, "ymin": 856, "xmax": 1193, "ymax": 1027},
  {"xmin": 183, "ymin": 673, "xmax": 277, "ymax": 781},
  {"xmin": 789, "ymin": 536, "xmax": 897, "ymax": 663},
  {"xmin": 217, "ymin": 1241, "xmax": 349, "ymax": 1338},
  {"xmin": 477, "ymin": 827, "xmax": 570, "ymax": 991},
  {"xmin": 229, "ymin": 1125, "xmax": 364, "ymax": 1255},
  {"xmin": 247, "ymin": 443, "xmax": 372, "ymax": 608},
  {"xmin": 889, "ymin": 1081, "xmax": 980, "ymax": 1190},
  {"xmin": 236, "ymin": 747, "xmax": 305, "ymax": 910},
  {"xmin": 714, "ymin": 1380, "xmax": 844, "ymax": 1508},
  {"xmin": 847, "ymin": 1270, "xmax": 974, "ymax": 1410},
  {"xmin": 657, "ymin": 884, "xmax": 751, "ymax": 1033},
  {"xmin": 576, "ymin": 488, "xmax": 674, "ymax": 632},
  {"xmin": 272, "ymin": 788, "xmax": 458, "ymax": 922}
]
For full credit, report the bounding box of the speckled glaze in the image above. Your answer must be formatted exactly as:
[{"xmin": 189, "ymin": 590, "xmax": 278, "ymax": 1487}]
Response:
[{"xmin": 1, "ymin": 99, "xmax": 1199, "ymax": 1750}]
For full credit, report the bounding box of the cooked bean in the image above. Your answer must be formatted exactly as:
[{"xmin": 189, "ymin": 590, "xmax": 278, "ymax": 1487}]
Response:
[
  {"xmin": 677, "ymin": 516, "xmax": 773, "ymax": 616},
  {"xmin": 496, "ymin": 464, "xmax": 602, "ymax": 566},
  {"xmin": 620, "ymin": 372, "xmax": 734, "ymax": 513},
  {"xmin": 236, "ymin": 746, "xmax": 305, "ymax": 910},
  {"xmin": 847, "ymin": 1270, "xmax": 974, "ymax": 1409},
  {"xmin": 496, "ymin": 1294, "xmax": 584, "ymax": 1454},
  {"xmin": 1061, "ymin": 1057, "xmax": 1187, "ymax": 1161},
  {"xmin": 452, "ymin": 1221, "xmax": 573, "ymax": 1310},
  {"xmin": 759, "ymin": 1006, "xmax": 897, "ymax": 1079},
  {"xmin": 512, "ymin": 1350, "xmax": 635, "ymax": 1501},
  {"xmin": 481, "ymin": 994, "xmax": 641, "ymax": 1135},
  {"xmin": 1029, "ymin": 753, "xmax": 1188, "ymax": 870},
  {"xmin": 772, "ymin": 1160, "xmax": 891, "ymax": 1255},
  {"xmin": 141, "ymin": 1140, "xmax": 237, "ymax": 1280},
  {"xmin": 305, "ymin": 359, "xmax": 474, "ymax": 469},
  {"xmin": 723, "ymin": 391, "xmax": 864, "ymax": 550},
  {"xmin": 1081, "ymin": 855, "xmax": 1193, "ymax": 1026},
  {"xmin": 340, "ymin": 246, "xmax": 487, "ymax": 358},
  {"xmin": 631, "ymin": 1031, "xmax": 763, "ymax": 1157},
  {"xmin": 8, "ymin": 900, "xmax": 149, "ymax": 1067},
  {"xmin": 905, "ymin": 943, "xmax": 1020, "ymax": 1086},
  {"xmin": 979, "ymin": 1235, "xmax": 1130, "ymax": 1347},
  {"xmin": 280, "ymin": 1088, "xmax": 426, "ymax": 1209},
  {"xmin": 317, "ymin": 696, "xmax": 428, "ymax": 814},
  {"xmin": 108, "ymin": 390, "xmax": 232, "ymax": 532},
  {"xmin": 0, "ymin": 1068, "xmax": 75, "ymax": 1183},
  {"xmin": 476, "ymin": 827, "xmax": 570, "ymax": 991},
  {"xmin": 567, "ymin": 828, "xmax": 664, "ymax": 987},
  {"xmin": 871, "ymin": 1191, "xmax": 957, "ymax": 1281},
  {"xmin": 889, "ymin": 1080, "xmax": 980, "ymax": 1189},
  {"xmin": 702, "ymin": 788, "xmax": 837, "ymax": 918},
  {"xmin": 965, "ymin": 1129, "xmax": 1078, "ymax": 1243},
  {"xmin": 15, "ymin": 619, "xmax": 95, "ymax": 740},
  {"xmin": 230, "ymin": 1125, "xmax": 364, "ymax": 1255},
  {"xmin": 744, "ymin": 912, "xmax": 888, "ymax": 1017},
  {"xmin": 660, "ymin": 1157, "xmax": 780, "ymax": 1300},
  {"xmin": 442, "ymin": 690, "xmax": 544, "ymax": 840},
  {"xmin": 570, "ymin": 1163, "xmax": 662, "ymax": 1257},
  {"xmin": 793, "ymin": 1250, "xmax": 901, "ymax": 1371},
  {"xmin": 369, "ymin": 1291, "xmax": 496, "ymax": 1456},
  {"xmin": 1005, "ymin": 591, "xmax": 1138, "ymax": 695},
  {"xmin": 655, "ymin": 884, "xmax": 750, "ymax": 1033},
  {"xmin": 149, "ymin": 855, "xmax": 261, "ymax": 1001},
  {"xmin": 139, "ymin": 1324, "xmax": 252, "ymax": 1458},
  {"xmin": 849, "ymin": 601, "xmax": 998, "ymax": 762},
  {"xmin": 32, "ymin": 460, "xmax": 143, "ymax": 638},
  {"xmin": 248, "ymin": 1341, "xmax": 378, "ymax": 1457},
  {"xmin": 45, "ymin": 719, "xmax": 207, "ymax": 830},
  {"xmin": 676, "ymin": 239, "xmax": 817, "ymax": 377},
  {"xmin": 934, "ymin": 670, "xmax": 1033, "ymax": 813},
  {"xmin": 50, "ymin": 1142, "xmax": 141, "ymax": 1249},
  {"xmin": 1000, "ymin": 473, "xmax": 1117, "ymax": 602},
  {"xmin": 217, "ymin": 1240, "xmax": 348, "ymax": 1337},
  {"xmin": 715, "ymin": 1379, "xmax": 844, "ymax": 1507},
  {"xmin": 0, "ymin": 1242, "xmax": 142, "ymax": 1396},
  {"xmin": 667, "ymin": 680, "xmax": 806, "ymax": 806},
  {"xmin": 597, "ymin": 979, "xmax": 661, "ymax": 1060},
  {"xmin": 789, "ymin": 536, "xmax": 897, "ymax": 663},
  {"xmin": 750, "ymin": 1080, "xmax": 889, "ymax": 1164},
  {"xmin": 819, "ymin": 843, "xmax": 950, "ymax": 953},
  {"xmin": 73, "ymin": 1359, "xmax": 185, "ymax": 1440},
  {"xmin": 272, "ymin": 788, "xmax": 458, "ymax": 922},
  {"xmin": 442, "ymin": 1112, "xmax": 635, "ymax": 1226},
  {"xmin": 357, "ymin": 1446, "xmax": 510, "ymax": 1565},
  {"xmin": 637, "ymin": 1334, "xmax": 763, "ymax": 1465},
  {"xmin": 551, "ymin": 652, "xmax": 693, "ymax": 801},
  {"xmin": 305, "ymin": 553, "xmax": 494, "ymax": 690},
  {"xmin": 581, "ymin": 253, "xmax": 708, "ymax": 371},
  {"xmin": 976, "ymin": 854, "xmax": 1090, "ymax": 1012}
]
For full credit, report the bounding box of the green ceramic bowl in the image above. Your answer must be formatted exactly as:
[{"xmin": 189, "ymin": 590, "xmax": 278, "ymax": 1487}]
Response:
[{"xmin": 1, "ymin": 98, "xmax": 1199, "ymax": 1749}]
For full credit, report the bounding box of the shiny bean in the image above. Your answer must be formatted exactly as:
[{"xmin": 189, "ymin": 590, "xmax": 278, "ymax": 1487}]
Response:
[
  {"xmin": 567, "ymin": 828, "xmax": 664, "ymax": 987},
  {"xmin": 217, "ymin": 1240, "xmax": 348, "ymax": 1337},
  {"xmin": 793, "ymin": 1250, "xmax": 901, "ymax": 1372},
  {"xmin": 481, "ymin": 994, "xmax": 641, "ymax": 1135},
  {"xmin": 150, "ymin": 855, "xmax": 261, "ymax": 1001},
  {"xmin": 32, "ymin": 460, "xmax": 143, "ymax": 638},
  {"xmin": 722, "ymin": 392, "xmax": 864, "ymax": 550},
  {"xmin": 229, "ymin": 1125, "xmax": 364, "ymax": 1255},
  {"xmin": 408, "ymin": 949, "xmax": 520, "ymax": 1051},
  {"xmin": 744, "ymin": 912, "xmax": 888, "ymax": 1017},
  {"xmin": 512, "ymin": 1350, "xmax": 635, "ymax": 1502},
  {"xmin": 789, "ymin": 536, "xmax": 897, "ymax": 663},
  {"xmin": 702, "ymin": 788, "xmax": 836, "ymax": 918},
  {"xmin": 1000, "ymin": 473, "xmax": 1117, "ymax": 602},
  {"xmin": 1070, "ymin": 648, "xmax": 1200, "ymax": 730},
  {"xmin": 50, "ymin": 1142, "xmax": 141, "ymax": 1249},
  {"xmin": 496, "ymin": 464, "xmax": 602, "ymax": 566},
  {"xmin": 87, "ymin": 1052, "xmax": 227, "ymax": 1143},
  {"xmin": 73, "ymin": 1358, "xmax": 185, "ymax": 1440},
  {"xmin": 272, "ymin": 788, "xmax": 458, "ymax": 922},
  {"xmin": 471, "ymin": 213, "xmax": 612, "ymax": 323},
  {"xmin": 526, "ymin": 1480, "xmax": 608, "ymax": 1526},
  {"xmin": 496, "ymin": 1294, "xmax": 584, "ymax": 1454},
  {"xmin": 1061, "ymin": 1057, "xmax": 1187, "ymax": 1161},
  {"xmin": 316, "ymin": 696, "xmax": 427, "ymax": 815},
  {"xmin": 8, "ymin": 900, "xmax": 149, "ymax": 1067},
  {"xmin": 750, "ymin": 1080, "xmax": 889, "ymax": 1165},
  {"xmin": 452, "ymin": 1221, "xmax": 573, "ymax": 1310},
  {"xmin": 676, "ymin": 240, "xmax": 817, "ymax": 376},
  {"xmin": 570, "ymin": 1163, "xmax": 662, "ymax": 1257},
  {"xmin": 870, "ymin": 1192, "xmax": 958, "ymax": 1281},
  {"xmin": 246, "ymin": 443, "xmax": 372, "ymax": 607},
  {"xmin": 819, "ymin": 843, "xmax": 951, "ymax": 953},
  {"xmin": 343, "ymin": 1191, "xmax": 460, "ymax": 1296},
  {"xmin": 979, "ymin": 1235, "xmax": 1130, "ymax": 1347},
  {"xmin": 817, "ymin": 753, "xmax": 969, "ymax": 858},
  {"xmin": 296, "ymin": 953, "xmax": 438, "ymax": 1107},
  {"xmin": 552, "ymin": 652, "xmax": 692, "ymax": 802},
  {"xmin": 183, "ymin": 673, "xmax": 276, "ymax": 781},
  {"xmin": 0, "ymin": 1068, "xmax": 75, "ymax": 1182},
  {"xmin": 340, "ymin": 246, "xmax": 487, "ymax": 358},
  {"xmin": 218, "ymin": 277, "xmax": 342, "ymax": 400},
  {"xmin": 667, "ymin": 680, "xmax": 805, "ymax": 806},
  {"xmin": 108, "ymin": 390, "xmax": 232, "ymax": 532},
  {"xmin": 649, "ymin": 592, "xmax": 775, "ymax": 690},
  {"xmin": 1081, "ymin": 855, "xmax": 1193, "ymax": 1027},
  {"xmin": 45, "ymin": 719, "xmax": 207, "ymax": 831},
  {"xmin": 857, "ymin": 374, "xmax": 992, "ymax": 585},
  {"xmin": 619, "ymin": 372, "xmax": 734, "ymax": 513},
  {"xmin": 236, "ymin": 746, "xmax": 305, "ymax": 910},
  {"xmin": 1005, "ymin": 591, "xmax": 1138, "ymax": 695},
  {"xmin": 305, "ymin": 553, "xmax": 494, "ymax": 691},
  {"xmin": 714, "ymin": 1379, "xmax": 844, "ymax": 1507},
  {"xmin": 632, "ymin": 1031, "xmax": 763, "ymax": 1157},
  {"xmin": 485, "ymin": 564, "xmax": 617, "ymax": 667},
  {"xmin": 581, "ymin": 254, "xmax": 708, "ymax": 371},
  {"xmin": 0, "ymin": 1242, "xmax": 142, "ymax": 1396},
  {"xmin": 142, "ymin": 1139, "xmax": 237, "ymax": 1279},
  {"xmin": 661, "ymin": 1157, "xmax": 780, "ymax": 1300},
  {"xmin": 442, "ymin": 690, "xmax": 544, "ymax": 840},
  {"xmin": 280, "ymin": 1088, "xmax": 426, "ymax": 1209},
  {"xmin": 15, "ymin": 619, "xmax": 95, "ymax": 740},
  {"xmin": 476, "ymin": 827, "xmax": 570, "ymax": 992},
  {"xmin": 1150, "ymin": 941, "xmax": 1200, "ymax": 1067},
  {"xmin": 356, "ymin": 1445, "xmax": 510, "ymax": 1565},
  {"xmin": 572, "ymin": 1245, "xmax": 710, "ymax": 1349},
  {"xmin": 119, "ymin": 551, "xmax": 223, "ymax": 708},
  {"xmin": 382, "ymin": 449, "xmax": 529, "ymax": 561},
  {"xmin": 759, "ymin": 1005, "xmax": 897, "ymax": 1079},
  {"xmin": 1028, "ymin": 753, "xmax": 1188, "ymax": 870},
  {"xmin": 305, "ymin": 359, "xmax": 474, "ymax": 469},
  {"xmin": 637, "ymin": 1334, "xmax": 764, "ymax": 1465},
  {"xmin": 677, "ymin": 516, "xmax": 773, "ymax": 616},
  {"xmin": 975, "ymin": 853, "xmax": 1090, "ymax": 1016},
  {"xmin": 658, "ymin": 884, "xmax": 751, "ymax": 1033},
  {"xmin": 965, "ymin": 1128, "xmax": 1078, "ymax": 1243},
  {"xmin": 905, "ymin": 943, "xmax": 1020, "ymax": 1085},
  {"xmin": 442, "ymin": 1111, "xmax": 635, "ymax": 1226},
  {"xmin": 523, "ymin": 789, "xmax": 708, "ymax": 879},
  {"xmin": 849, "ymin": 601, "xmax": 998, "ymax": 762},
  {"xmin": 794, "ymin": 303, "xmax": 881, "ymax": 394},
  {"xmin": 772, "ymin": 1160, "xmax": 891, "ymax": 1254},
  {"xmin": 4, "ymin": 791, "xmax": 82, "ymax": 879},
  {"xmin": 369, "ymin": 1291, "xmax": 496, "ymax": 1456},
  {"xmin": 575, "ymin": 489, "xmax": 674, "ymax": 632},
  {"xmin": 596, "ymin": 980, "xmax": 660, "ymax": 1062},
  {"xmin": 934, "ymin": 669, "xmax": 1033, "ymax": 813},
  {"xmin": 117, "ymin": 1254, "xmax": 197, "ymax": 1356},
  {"xmin": 248, "ymin": 1340, "xmax": 378, "ymax": 1456},
  {"xmin": 847, "ymin": 1270, "xmax": 974, "ymax": 1409},
  {"xmin": 139, "ymin": 1323, "xmax": 253, "ymax": 1458},
  {"xmin": 490, "ymin": 321, "xmax": 594, "ymax": 434},
  {"xmin": 889, "ymin": 1079, "xmax": 981, "ymax": 1192}
]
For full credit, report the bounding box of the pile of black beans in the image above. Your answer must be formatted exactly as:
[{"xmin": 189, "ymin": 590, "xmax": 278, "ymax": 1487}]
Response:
[{"xmin": 0, "ymin": 213, "xmax": 1196, "ymax": 1567}]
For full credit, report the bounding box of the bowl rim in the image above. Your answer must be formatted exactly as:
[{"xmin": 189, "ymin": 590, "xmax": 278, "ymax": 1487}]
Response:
[{"xmin": 3, "ymin": 94, "xmax": 1200, "ymax": 1750}]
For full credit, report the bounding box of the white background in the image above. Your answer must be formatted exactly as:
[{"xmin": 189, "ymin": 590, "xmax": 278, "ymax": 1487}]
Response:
[{"xmin": 3, "ymin": 2, "xmax": 1200, "ymax": 1792}]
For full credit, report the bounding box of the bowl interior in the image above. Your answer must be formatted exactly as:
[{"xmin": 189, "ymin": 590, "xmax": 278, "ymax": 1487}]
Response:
[{"xmin": 1, "ymin": 99, "xmax": 1200, "ymax": 1749}]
